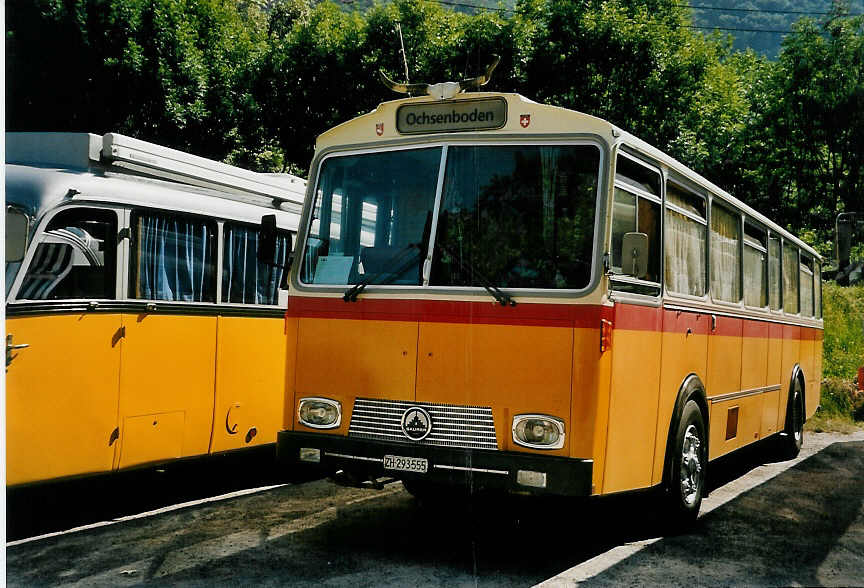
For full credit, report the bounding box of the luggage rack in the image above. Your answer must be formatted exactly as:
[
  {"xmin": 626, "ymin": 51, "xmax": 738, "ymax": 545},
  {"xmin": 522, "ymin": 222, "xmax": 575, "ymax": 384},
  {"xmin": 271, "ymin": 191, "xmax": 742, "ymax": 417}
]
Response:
[{"xmin": 6, "ymin": 132, "xmax": 306, "ymax": 214}]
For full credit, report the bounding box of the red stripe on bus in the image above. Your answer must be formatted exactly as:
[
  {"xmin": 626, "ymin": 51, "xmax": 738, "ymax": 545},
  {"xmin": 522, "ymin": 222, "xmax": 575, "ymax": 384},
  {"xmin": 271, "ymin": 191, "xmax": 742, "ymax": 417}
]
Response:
[
  {"xmin": 286, "ymin": 296, "xmax": 604, "ymax": 328},
  {"xmin": 286, "ymin": 296, "xmax": 823, "ymax": 337}
]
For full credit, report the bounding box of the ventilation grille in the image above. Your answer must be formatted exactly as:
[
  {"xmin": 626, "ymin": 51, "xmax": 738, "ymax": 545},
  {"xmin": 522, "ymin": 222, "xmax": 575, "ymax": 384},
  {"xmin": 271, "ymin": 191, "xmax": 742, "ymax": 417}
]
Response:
[{"xmin": 348, "ymin": 398, "xmax": 498, "ymax": 451}]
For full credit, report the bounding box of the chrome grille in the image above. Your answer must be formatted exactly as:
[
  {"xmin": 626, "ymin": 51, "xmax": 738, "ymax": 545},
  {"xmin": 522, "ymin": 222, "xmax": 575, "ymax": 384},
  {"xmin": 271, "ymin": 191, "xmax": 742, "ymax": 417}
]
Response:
[{"xmin": 348, "ymin": 398, "xmax": 498, "ymax": 450}]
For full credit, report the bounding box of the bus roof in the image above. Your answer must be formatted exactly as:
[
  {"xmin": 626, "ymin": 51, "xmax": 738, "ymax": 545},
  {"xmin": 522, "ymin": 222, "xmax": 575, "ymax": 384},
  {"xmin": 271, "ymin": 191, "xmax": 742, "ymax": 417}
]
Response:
[
  {"xmin": 314, "ymin": 92, "xmax": 820, "ymax": 261},
  {"xmin": 5, "ymin": 165, "xmax": 300, "ymax": 233},
  {"xmin": 6, "ymin": 132, "xmax": 306, "ymax": 216}
]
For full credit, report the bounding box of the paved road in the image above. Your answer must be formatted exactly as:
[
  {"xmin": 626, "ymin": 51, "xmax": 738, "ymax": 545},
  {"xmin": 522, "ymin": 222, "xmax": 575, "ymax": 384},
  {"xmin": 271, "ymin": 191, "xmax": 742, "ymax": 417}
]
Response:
[{"xmin": 7, "ymin": 432, "xmax": 864, "ymax": 587}]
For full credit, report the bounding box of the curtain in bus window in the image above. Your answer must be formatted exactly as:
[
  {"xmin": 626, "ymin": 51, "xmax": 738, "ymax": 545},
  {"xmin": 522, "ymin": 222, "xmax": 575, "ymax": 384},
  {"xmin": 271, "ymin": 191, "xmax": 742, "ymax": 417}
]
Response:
[
  {"xmin": 665, "ymin": 209, "xmax": 706, "ymax": 296},
  {"xmin": 815, "ymin": 263, "xmax": 822, "ymax": 318},
  {"xmin": 431, "ymin": 145, "xmax": 599, "ymax": 290},
  {"xmin": 800, "ymin": 260, "xmax": 814, "ymax": 317},
  {"xmin": 769, "ymin": 237, "xmax": 782, "ymax": 310},
  {"xmin": 783, "ymin": 245, "xmax": 799, "ymax": 314},
  {"xmin": 710, "ymin": 205, "xmax": 741, "ymax": 303},
  {"xmin": 743, "ymin": 236, "xmax": 767, "ymax": 307},
  {"xmin": 134, "ymin": 213, "xmax": 215, "ymax": 302},
  {"xmin": 222, "ymin": 225, "xmax": 289, "ymax": 305}
]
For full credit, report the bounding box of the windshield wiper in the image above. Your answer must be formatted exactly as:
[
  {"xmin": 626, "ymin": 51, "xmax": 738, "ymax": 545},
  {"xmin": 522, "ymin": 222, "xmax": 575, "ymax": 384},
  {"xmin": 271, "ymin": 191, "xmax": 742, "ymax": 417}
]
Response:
[
  {"xmin": 436, "ymin": 242, "xmax": 516, "ymax": 307},
  {"xmin": 343, "ymin": 243, "xmax": 422, "ymax": 302}
]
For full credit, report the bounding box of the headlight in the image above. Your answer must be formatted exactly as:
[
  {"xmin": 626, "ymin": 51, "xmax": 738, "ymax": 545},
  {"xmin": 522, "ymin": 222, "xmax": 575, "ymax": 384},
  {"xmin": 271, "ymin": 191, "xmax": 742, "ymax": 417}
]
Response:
[
  {"xmin": 298, "ymin": 397, "xmax": 341, "ymax": 429},
  {"xmin": 512, "ymin": 414, "xmax": 565, "ymax": 449}
]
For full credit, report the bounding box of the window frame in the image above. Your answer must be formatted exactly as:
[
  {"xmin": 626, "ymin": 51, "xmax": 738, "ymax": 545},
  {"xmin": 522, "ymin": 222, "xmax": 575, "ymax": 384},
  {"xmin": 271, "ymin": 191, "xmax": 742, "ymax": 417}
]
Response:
[
  {"xmin": 609, "ymin": 150, "xmax": 663, "ymax": 297},
  {"xmin": 663, "ymin": 176, "xmax": 709, "ymax": 302},
  {"xmin": 220, "ymin": 218, "xmax": 293, "ymax": 307},
  {"xmin": 295, "ymin": 139, "xmax": 608, "ymax": 298},
  {"xmin": 127, "ymin": 207, "xmax": 219, "ymax": 304},
  {"xmin": 781, "ymin": 239, "xmax": 801, "ymax": 316},
  {"xmin": 742, "ymin": 219, "xmax": 769, "ymax": 311},
  {"xmin": 8, "ymin": 204, "xmax": 123, "ymax": 303},
  {"xmin": 708, "ymin": 198, "xmax": 744, "ymax": 307}
]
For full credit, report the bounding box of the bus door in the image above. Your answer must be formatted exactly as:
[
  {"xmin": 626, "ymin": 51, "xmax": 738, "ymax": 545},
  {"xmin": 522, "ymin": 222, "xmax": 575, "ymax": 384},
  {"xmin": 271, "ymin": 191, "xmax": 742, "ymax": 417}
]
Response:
[
  {"xmin": 209, "ymin": 222, "xmax": 292, "ymax": 453},
  {"xmin": 116, "ymin": 210, "xmax": 217, "ymax": 469},
  {"xmin": 6, "ymin": 206, "xmax": 122, "ymax": 485}
]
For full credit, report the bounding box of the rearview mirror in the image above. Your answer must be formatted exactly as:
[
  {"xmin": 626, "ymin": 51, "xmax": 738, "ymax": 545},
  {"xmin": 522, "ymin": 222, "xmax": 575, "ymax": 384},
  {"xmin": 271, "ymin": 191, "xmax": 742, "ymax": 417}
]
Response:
[
  {"xmin": 622, "ymin": 232, "xmax": 649, "ymax": 279},
  {"xmin": 259, "ymin": 214, "xmax": 277, "ymax": 264}
]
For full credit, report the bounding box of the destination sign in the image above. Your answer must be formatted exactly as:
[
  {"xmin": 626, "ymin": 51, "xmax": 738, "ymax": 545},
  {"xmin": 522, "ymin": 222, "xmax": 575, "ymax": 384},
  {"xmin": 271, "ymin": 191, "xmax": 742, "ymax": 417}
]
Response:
[{"xmin": 396, "ymin": 98, "xmax": 507, "ymax": 134}]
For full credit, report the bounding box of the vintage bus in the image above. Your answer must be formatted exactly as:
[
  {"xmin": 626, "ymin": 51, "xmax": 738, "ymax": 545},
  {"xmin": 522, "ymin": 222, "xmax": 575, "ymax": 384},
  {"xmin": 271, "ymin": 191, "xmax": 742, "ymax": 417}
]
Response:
[
  {"xmin": 276, "ymin": 91, "xmax": 823, "ymax": 524},
  {"xmin": 5, "ymin": 132, "xmax": 304, "ymax": 487}
]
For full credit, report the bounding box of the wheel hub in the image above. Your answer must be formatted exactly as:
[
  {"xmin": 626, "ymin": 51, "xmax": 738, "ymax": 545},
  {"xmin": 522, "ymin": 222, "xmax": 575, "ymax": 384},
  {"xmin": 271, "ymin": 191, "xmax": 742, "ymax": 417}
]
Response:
[{"xmin": 680, "ymin": 424, "xmax": 702, "ymax": 506}]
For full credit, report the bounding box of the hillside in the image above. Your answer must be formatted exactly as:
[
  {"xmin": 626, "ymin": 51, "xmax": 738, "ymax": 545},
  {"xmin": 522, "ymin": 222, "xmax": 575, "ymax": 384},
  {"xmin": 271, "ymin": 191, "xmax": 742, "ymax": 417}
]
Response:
[{"xmin": 332, "ymin": 0, "xmax": 864, "ymax": 58}]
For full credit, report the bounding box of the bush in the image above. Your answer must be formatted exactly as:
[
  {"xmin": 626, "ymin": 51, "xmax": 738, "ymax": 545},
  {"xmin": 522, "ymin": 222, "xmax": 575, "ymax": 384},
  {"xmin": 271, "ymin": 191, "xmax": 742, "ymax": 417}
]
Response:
[
  {"xmin": 822, "ymin": 282, "xmax": 864, "ymax": 381},
  {"xmin": 820, "ymin": 283, "xmax": 864, "ymax": 423}
]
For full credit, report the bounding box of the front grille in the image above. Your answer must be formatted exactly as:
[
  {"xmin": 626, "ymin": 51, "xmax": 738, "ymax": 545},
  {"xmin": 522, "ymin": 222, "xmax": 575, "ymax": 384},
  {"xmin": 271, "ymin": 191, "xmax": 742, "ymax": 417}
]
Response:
[{"xmin": 348, "ymin": 398, "xmax": 498, "ymax": 451}]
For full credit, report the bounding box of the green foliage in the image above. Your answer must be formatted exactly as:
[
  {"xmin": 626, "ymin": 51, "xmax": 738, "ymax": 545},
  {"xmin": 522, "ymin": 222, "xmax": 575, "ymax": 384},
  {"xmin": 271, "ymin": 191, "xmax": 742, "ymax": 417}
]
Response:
[
  {"xmin": 822, "ymin": 282, "xmax": 864, "ymax": 381},
  {"xmin": 6, "ymin": 0, "xmax": 864, "ymax": 241}
]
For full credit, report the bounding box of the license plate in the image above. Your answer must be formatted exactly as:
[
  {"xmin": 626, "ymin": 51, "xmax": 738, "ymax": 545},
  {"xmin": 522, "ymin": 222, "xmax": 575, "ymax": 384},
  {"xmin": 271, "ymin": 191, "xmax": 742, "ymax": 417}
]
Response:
[{"xmin": 383, "ymin": 455, "xmax": 428, "ymax": 473}]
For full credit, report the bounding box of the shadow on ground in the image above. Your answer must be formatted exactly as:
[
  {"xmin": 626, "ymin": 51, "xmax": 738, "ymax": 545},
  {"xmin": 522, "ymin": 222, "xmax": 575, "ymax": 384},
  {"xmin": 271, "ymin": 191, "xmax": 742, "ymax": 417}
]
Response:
[
  {"xmin": 6, "ymin": 448, "xmax": 320, "ymax": 542},
  {"xmin": 8, "ymin": 440, "xmax": 861, "ymax": 587}
]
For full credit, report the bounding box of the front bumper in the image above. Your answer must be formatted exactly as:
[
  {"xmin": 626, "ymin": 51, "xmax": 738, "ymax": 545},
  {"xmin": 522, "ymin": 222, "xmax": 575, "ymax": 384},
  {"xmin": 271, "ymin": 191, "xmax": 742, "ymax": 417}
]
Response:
[{"xmin": 277, "ymin": 431, "xmax": 593, "ymax": 497}]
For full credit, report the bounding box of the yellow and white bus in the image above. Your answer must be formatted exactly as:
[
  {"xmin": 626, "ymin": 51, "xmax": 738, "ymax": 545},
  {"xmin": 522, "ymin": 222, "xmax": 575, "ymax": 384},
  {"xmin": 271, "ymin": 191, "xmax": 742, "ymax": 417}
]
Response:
[
  {"xmin": 5, "ymin": 132, "xmax": 304, "ymax": 487},
  {"xmin": 277, "ymin": 90, "xmax": 823, "ymax": 524}
]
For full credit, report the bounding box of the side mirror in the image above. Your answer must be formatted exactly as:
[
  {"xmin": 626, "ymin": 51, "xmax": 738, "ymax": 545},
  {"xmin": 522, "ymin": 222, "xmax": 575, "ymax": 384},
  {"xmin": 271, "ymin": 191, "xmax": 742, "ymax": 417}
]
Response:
[
  {"xmin": 622, "ymin": 232, "xmax": 649, "ymax": 279},
  {"xmin": 259, "ymin": 214, "xmax": 277, "ymax": 264},
  {"xmin": 6, "ymin": 208, "xmax": 30, "ymax": 263}
]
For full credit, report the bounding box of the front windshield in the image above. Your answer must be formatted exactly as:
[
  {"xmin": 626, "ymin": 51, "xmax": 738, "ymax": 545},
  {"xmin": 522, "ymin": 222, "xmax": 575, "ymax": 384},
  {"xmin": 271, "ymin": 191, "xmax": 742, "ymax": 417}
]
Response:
[
  {"xmin": 301, "ymin": 148, "xmax": 442, "ymax": 286},
  {"xmin": 300, "ymin": 143, "xmax": 600, "ymax": 291}
]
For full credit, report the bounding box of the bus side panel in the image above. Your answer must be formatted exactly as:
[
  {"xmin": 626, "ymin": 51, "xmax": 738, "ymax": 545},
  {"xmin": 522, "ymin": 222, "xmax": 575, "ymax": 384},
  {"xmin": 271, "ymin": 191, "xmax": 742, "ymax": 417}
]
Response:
[
  {"xmin": 117, "ymin": 314, "xmax": 217, "ymax": 469},
  {"xmin": 707, "ymin": 316, "xmax": 744, "ymax": 460},
  {"xmin": 6, "ymin": 314, "xmax": 122, "ymax": 486},
  {"xmin": 602, "ymin": 305, "xmax": 661, "ymax": 493},
  {"xmin": 651, "ymin": 309, "xmax": 708, "ymax": 487},
  {"xmin": 588, "ymin": 326, "xmax": 613, "ymax": 495},
  {"xmin": 293, "ymin": 317, "xmax": 418, "ymax": 436},
  {"xmin": 776, "ymin": 325, "xmax": 801, "ymax": 429},
  {"xmin": 802, "ymin": 328, "xmax": 821, "ymax": 419},
  {"xmin": 210, "ymin": 316, "xmax": 287, "ymax": 453},
  {"xmin": 809, "ymin": 332, "xmax": 823, "ymax": 419},
  {"xmin": 417, "ymin": 322, "xmax": 573, "ymax": 456},
  {"xmin": 766, "ymin": 323, "xmax": 784, "ymax": 432},
  {"xmin": 571, "ymin": 327, "xmax": 602, "ymax": 460},
  {"xmin": 283, "ymin": 315, "xmax": 299, "ymax": 431}
]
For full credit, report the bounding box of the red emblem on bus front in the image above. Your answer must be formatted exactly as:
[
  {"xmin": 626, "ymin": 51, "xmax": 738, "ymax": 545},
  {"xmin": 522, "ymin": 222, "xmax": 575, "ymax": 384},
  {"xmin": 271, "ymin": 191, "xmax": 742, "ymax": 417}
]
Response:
[
  {"xmin": 520, "ymin": 114, "xmax": 531, "ymax": 128},
  {"xmin": 376, "ymin": 122, "xmax": 384, "ymax": 136}
]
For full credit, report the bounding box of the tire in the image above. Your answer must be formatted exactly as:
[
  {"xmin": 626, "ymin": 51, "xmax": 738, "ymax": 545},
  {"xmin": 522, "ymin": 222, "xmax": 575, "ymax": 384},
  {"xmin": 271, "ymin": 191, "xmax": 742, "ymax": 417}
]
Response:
[
  {"xmin": 778, "ymin": 377, "xmax": 804, "ymax": 459},
  {"xmin": 661, "ymin": 400, "xmax": 707, "ymax": 530}
]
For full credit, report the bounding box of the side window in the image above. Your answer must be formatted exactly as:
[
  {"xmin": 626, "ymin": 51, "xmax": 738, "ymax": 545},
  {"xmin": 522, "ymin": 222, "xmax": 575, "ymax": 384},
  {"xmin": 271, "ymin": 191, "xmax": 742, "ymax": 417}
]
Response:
[
  {"xmin": 665, "ymin": 181, "xmax": 707, "ymax": 297},
  {"xmin": 800, "ymin": 255, "xmax": 814, "ymax": 317},
  {"xmin": 610, "ymin": 153, "xmax": 661, "ymax": 294},
  {"xmin": 130, "ymin": 211, "xmax": 216, "ymax": 302},
  {"xmin": 782, "ymin": 242, "xmax": 799, "ymax": 314},
  {"xmin": 222, "ymin": 222, "xmax": 292, "ymax": 305},
  {"xmin": 815, "ymin": 262, "xmax": 822, "ymax": 318},
  {"xmin": 710, "ymin": 202, "xmax": 741, "ymax": 303},
  {"xmin": 743, "ymin": 222, "xmax": 768, "ymax": 308},
  {"xmin": 768, "ymin": 235, "xmax": 782, "ymax": 310},
  {"xmin": 17, "ymin": 207, "xmax": 117, "ymax": 301}
]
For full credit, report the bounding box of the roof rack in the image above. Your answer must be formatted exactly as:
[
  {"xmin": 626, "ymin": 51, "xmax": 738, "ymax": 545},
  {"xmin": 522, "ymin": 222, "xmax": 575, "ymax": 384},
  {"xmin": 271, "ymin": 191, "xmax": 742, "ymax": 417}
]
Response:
[{"xmin": 6, "ymin": 132, "xmax": 307, "ymax": 214}]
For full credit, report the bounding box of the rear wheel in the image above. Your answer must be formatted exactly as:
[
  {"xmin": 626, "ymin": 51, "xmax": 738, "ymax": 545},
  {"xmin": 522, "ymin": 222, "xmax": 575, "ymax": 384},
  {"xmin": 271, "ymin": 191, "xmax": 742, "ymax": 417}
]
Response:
[
  {"xmin": 660, "ymin": 400, "xmax": 707, "ymax": 530},
  {"xmin": 778, "ymin": 378, "xmax": 804, "ymax": 459}
]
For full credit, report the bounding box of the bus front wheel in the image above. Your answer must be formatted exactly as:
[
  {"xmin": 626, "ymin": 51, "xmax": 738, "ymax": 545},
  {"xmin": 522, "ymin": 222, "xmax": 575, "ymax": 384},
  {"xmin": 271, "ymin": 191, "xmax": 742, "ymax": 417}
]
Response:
[{"xmin": 661, "ymin": 400, "xmax": 707, "ymax": 530}]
